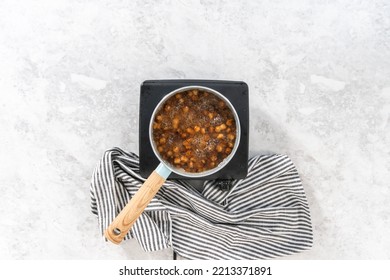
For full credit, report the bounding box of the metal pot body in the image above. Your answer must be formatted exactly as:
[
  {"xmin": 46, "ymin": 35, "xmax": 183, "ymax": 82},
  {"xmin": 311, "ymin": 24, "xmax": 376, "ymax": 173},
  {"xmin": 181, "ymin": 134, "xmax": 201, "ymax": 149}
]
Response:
[{"xmin": 149, "ymin": 85, "xmax": 241, "ymax": 178}]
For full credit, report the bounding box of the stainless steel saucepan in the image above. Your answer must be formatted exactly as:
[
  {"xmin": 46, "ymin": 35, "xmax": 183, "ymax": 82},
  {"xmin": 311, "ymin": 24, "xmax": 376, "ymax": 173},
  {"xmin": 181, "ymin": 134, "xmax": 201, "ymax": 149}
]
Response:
[{"xmin": 105, "ymin": 85, "xmax": 241, "ymax": 244}]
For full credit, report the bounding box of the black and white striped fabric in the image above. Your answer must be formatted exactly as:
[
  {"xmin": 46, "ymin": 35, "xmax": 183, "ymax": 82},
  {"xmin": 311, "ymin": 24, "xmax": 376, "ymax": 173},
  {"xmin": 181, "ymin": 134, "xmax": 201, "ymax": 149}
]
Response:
[{"xmin": 90, "ymin": 147, "xmax": 313, "ymax": 259}]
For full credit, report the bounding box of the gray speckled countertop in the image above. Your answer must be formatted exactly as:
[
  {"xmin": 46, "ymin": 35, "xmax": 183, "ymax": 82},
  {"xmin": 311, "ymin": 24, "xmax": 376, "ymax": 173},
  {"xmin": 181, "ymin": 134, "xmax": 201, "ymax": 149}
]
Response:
[{"xmin": 0, "ymin": 0, "xmax": 389, "ymax": 259}]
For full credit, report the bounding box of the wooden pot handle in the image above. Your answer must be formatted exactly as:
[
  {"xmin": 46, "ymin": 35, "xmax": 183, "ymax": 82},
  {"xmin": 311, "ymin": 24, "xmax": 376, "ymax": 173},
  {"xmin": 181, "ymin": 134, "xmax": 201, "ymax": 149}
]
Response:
[{"xmin": 104, "ymin": 171, "xmax": 166, "ymax": 244}]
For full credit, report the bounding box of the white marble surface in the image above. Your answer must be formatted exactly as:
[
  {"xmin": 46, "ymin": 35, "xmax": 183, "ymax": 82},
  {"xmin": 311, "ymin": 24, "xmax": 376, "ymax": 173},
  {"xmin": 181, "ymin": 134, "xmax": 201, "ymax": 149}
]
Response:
[{"xmin": 0, "ymin": 0, "xmax": 389, "ymax": 259}]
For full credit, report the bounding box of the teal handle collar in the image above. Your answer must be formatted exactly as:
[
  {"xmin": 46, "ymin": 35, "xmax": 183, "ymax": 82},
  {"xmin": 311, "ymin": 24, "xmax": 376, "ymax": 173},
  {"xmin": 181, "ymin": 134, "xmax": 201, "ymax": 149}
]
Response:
[{"xmin": 155, "ymin": 163, "xmax": 171, "ymax": 180}]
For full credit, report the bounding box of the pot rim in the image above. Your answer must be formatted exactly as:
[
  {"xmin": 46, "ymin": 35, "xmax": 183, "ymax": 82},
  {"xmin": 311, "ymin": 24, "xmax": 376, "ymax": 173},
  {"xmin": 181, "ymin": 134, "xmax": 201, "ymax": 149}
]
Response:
[{"xmin": 149, "ymin": 85, "xmax": 241, "ymax": 178}]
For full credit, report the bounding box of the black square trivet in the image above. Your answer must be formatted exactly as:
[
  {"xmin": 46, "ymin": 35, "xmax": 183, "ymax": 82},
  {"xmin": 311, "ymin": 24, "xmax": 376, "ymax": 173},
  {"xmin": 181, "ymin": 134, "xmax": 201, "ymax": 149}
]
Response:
[{"xmin": 139, "ymin": 79, "xmax": 249, "ymax": 180}]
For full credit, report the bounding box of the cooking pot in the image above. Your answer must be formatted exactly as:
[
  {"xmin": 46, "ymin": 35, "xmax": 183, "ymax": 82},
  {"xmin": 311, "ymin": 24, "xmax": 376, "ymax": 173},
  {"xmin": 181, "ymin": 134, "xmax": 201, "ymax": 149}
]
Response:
[{"xmin": 105, "ymin": 85, "xmax": 241, "ymax": 244}]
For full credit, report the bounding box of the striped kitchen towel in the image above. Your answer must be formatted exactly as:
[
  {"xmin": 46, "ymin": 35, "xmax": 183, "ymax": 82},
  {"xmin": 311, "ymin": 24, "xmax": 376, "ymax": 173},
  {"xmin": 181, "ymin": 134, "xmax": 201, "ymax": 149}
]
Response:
[{"xmin": 90, "ymin": 147, "xmax": 313, "ymax": 259}]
